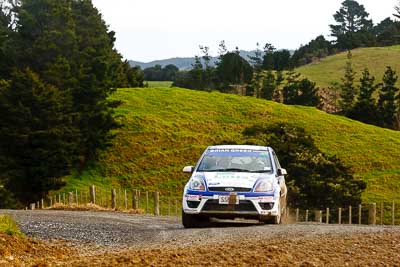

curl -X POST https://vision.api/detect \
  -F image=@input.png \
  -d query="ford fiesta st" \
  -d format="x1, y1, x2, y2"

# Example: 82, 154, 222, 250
182, 145, 287, 228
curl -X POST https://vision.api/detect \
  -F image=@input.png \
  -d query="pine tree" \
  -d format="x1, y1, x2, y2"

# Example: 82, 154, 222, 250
261, 71, 275, 100
0, 69, 79, 204
283, 72, 320, 107
339, 51, 357, 115
348, 69, 379, 125
330, 0, 374, 49
378, 66, 399, 129
71, 0, 124, 160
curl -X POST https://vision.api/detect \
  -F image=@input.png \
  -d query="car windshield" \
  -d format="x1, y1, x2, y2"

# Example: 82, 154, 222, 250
197, 149, 273, 173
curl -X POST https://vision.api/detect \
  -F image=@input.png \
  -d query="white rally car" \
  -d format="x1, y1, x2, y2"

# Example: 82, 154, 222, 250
182, 145, 287, 228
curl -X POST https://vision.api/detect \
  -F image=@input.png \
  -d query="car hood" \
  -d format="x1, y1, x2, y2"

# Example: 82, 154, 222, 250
198, 171, 274, 189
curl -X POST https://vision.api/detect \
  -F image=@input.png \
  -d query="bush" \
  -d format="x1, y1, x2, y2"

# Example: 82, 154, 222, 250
243, 123, 366, 209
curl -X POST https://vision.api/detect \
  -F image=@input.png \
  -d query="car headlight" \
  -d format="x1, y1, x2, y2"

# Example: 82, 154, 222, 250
189, 177, 206, 191
254, 180, 273, 192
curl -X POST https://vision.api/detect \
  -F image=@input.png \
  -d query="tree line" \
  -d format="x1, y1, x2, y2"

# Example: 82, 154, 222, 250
334, 52, 400, 130
0, 0, 143, 207
166, 0, 400, 129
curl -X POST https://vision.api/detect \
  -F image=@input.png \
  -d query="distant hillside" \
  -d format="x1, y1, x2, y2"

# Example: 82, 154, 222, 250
129, 50, 267, 70
296, 45, 400, 88
62, 87, 400, 205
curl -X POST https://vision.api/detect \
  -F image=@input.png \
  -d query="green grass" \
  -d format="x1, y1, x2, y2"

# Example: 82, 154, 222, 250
145, 81, 173, 88
296, 45, 400, 89
0, 215, 23, 236
60, 87, 400, 205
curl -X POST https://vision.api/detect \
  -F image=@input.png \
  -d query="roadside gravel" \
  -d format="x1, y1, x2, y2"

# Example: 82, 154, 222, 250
2, 210, 397, 248
1, 210, 400, 266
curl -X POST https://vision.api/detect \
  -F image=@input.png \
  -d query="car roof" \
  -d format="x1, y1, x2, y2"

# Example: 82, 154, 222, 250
207, 145, 270, 151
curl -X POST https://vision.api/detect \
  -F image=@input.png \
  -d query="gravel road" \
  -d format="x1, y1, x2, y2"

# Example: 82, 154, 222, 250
2, 210, 400, 266
1, 210, 398, 247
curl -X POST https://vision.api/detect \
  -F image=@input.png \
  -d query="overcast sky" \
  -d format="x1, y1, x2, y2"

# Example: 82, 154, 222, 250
91, 0, 398, 62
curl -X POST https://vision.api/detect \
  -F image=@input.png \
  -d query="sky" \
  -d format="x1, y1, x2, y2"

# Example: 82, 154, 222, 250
91, 0, 398, 62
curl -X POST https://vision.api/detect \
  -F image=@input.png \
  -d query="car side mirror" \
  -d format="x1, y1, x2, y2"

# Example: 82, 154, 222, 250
278, 168, 287, 176
183, 166, 194, 173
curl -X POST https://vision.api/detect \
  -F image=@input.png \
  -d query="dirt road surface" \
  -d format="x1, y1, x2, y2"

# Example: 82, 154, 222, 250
1, 210, 400, 266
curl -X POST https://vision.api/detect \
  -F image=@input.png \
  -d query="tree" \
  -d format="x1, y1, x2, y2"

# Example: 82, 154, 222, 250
348, 69, 379, 125
262, 43, 275, 70
339, 51, 357, 114
394, 1, 400, 19
0, 1, 15, 79
70, 0, 124, 160
273, 50, 291, 71
377, 66, 399, 129
330, 0, 374, 49
243, 123, 366, 209
282, 72, 320, 107
216, 52, 253, 88
291, 35, 334, 67
0, 69, 79, 204
261, 71, 275, 100
374, 18, 400, 46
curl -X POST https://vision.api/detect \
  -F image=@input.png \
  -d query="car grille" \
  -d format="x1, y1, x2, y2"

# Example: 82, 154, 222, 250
202, 200, 257, 212
208, 187, 252, 192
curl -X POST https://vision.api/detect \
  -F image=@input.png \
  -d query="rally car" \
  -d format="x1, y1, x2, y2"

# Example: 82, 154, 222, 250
182, 145, 287, 228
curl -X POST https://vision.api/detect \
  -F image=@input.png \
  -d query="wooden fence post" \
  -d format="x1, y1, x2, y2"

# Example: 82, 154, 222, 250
392, 201, 395, 226
49, 197, 53, 208
146, 191, 149, 214
175, 199, 178, 216
63, 193, 65, 205
338, 208, 342, 224
154, 191, 160, 216
90, 185, 96, 204
380, 203, 384, 225
137, 191, 141, 209
358, 204, 362, 225
314, 210, 322, 223
30, 203, 35, 210
132, 189, 138, 210
305, 210, 309, 222
368, 203, 376, 225
58, 194, 61, 204
349, 206, 352, 225
68, 192, 73, 207
41, 199, 44, 209
75, 189, 78, 205
111, 188, 116, 209
124, 190, 127, 210
295, 208, 299, 223
168, 197, 171, 216
99, 189, 103, 207
326, 208, 330, 224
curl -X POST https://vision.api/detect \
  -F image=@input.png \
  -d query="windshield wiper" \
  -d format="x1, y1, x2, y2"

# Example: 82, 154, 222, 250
212, 168, 251, 172
250, 170, 273, 173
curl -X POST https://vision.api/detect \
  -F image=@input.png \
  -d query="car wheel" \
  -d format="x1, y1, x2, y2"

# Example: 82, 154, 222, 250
182, 211, 208, 228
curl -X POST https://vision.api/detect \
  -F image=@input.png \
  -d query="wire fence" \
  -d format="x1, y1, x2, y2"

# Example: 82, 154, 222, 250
29, 185, 183, 217
28, 185, 400, 226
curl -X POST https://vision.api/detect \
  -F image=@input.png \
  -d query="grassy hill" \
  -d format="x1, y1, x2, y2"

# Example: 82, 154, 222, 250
296, 45, 400, 89
63, 87, 400, 205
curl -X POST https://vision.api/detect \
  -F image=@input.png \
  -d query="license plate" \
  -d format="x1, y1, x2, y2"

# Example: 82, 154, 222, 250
218, 194, 239, 205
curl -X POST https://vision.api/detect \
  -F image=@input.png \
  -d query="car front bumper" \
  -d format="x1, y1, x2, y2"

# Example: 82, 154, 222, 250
182, 191, 280, 218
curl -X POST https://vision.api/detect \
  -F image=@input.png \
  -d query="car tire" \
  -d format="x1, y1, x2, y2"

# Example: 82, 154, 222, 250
182, 211, 208, 228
